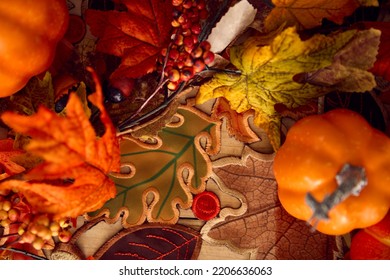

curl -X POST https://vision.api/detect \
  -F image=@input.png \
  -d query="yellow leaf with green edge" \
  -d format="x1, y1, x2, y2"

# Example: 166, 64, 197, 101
87, 106, 220, 227
196, 27, 380, 150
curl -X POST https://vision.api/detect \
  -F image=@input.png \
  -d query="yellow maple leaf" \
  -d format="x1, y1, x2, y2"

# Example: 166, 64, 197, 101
196, 27, 380, 150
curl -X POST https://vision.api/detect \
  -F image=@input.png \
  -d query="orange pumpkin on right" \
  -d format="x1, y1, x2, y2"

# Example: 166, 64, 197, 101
350, 211, 390, 260
274, 109, 390, 235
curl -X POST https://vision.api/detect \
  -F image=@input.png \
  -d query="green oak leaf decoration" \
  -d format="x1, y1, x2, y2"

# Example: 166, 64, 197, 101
87, 105, 220, 227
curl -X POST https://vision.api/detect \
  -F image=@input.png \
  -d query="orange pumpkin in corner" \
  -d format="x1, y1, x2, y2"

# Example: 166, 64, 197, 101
0, 0, 69, 97
273, 109, 390, 235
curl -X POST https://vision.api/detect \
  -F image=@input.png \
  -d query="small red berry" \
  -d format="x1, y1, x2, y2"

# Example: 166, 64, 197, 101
184, 36, 194, 48
183, 0, 193, 9
191, 46, 203, 58
172, 0, 184, 6
191, 23, 201, 35
181, 67, 194, 81
168, 48, 180, 60
168, 68, 181, 82
203, 51, 215, 65
197, 0, 206, 10
174, 34, 184, 46
167, 81, 180, 91
193, 59, 206, 73
171, 19, 181, 28
200, 41, 211, 51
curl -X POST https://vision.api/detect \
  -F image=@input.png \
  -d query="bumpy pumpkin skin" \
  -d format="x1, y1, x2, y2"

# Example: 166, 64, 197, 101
274, 109, 390, 235
0, 0, 69, 97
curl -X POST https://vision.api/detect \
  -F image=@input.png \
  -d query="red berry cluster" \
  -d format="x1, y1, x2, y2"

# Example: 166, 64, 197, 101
160, 0, 215, 90
0, 192, 73, 250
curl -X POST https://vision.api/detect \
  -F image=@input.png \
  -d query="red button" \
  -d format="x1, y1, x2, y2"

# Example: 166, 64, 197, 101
192, 191, 220, 221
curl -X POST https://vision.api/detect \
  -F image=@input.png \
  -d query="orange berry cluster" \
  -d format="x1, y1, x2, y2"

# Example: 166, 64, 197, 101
161, 0, 215, 90
17, 215, 73, 250
0, 193, 73, 250
0, 199, 19, 228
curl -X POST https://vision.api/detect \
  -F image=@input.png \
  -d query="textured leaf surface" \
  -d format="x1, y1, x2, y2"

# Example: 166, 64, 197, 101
0, 70, 121, 218
94, 224, 201, 260
197, 27, 380, 150
92, 106, 220, 227
207, 150, 333, 259
0, 139, 25, 180
363, 22, 390, 81
85, 0, 173, 79
212, 97, 259, 143
9, 72, 55, 116
264, 0, 360, 31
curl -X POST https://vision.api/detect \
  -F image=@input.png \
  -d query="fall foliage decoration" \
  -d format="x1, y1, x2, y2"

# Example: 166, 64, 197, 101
93, 224, 202, 260
85, 0, 174, 81
0, 68, 120, 219
263, 0, 374, 32
274, 109, 390, 235
1, 0, 390, 261
0, 0, 69, 97
0, 139, 25, 180
89, 106, 220, 227
197, 27, 380, 150
159, 0, 215, 90
205, 148, 333, 259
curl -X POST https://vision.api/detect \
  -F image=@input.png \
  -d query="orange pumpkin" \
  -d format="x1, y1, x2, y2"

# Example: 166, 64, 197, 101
274, 109, 390, 235
0, 0, 69, 97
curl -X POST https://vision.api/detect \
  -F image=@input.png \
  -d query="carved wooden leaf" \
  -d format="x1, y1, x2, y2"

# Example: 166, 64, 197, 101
212, 97, 259, 143
88, 106, 220, 227
208, 149, 334, 259
94, 224, 202, 260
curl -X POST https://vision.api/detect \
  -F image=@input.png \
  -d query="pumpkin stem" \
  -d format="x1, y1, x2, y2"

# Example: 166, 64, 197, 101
306, 163, 368, 230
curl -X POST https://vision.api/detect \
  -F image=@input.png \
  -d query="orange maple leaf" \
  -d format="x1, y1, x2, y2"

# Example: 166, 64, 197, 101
0, 139, 25, 181
0, 69, 121, 219
264, 0, 360, 31
85, 0, 173, 80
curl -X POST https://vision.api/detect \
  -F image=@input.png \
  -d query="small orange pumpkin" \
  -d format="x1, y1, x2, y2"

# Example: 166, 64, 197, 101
274, 109, 390, 235
0, 0, 69, 97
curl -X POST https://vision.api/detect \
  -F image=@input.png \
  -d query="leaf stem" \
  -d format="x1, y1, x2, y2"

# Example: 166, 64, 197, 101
0, 246, 47, 260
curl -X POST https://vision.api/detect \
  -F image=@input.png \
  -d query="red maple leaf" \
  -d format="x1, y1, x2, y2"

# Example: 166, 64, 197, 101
85, 0, 173, 80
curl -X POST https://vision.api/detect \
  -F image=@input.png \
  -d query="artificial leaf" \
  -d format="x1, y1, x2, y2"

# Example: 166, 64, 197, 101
123, 99, 181, 141
212, 97, 259, 143
264, 0, 361, 31
10, 72, 55, 116
89, 106, 220, 227
207, 0, 257, 53
9, 72, 90, 117
196, 27, 380, 150
357, 0, 379, 6
85, 0, 173, 80
93, 224, 202, 260
0, 69, 120, 219
0, 139, 25, 180
206, 148, 333, 259
362, 22, 390, 81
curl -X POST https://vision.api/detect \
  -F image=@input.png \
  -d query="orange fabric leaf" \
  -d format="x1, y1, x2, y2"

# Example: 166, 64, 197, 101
0, 69, 120, 219
0, 139, 25, 180
85, 0, 173, 79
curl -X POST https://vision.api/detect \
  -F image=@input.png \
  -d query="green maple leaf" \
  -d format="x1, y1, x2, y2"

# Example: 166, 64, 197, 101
196, 27, 380, 150
88, 106, 220, 227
